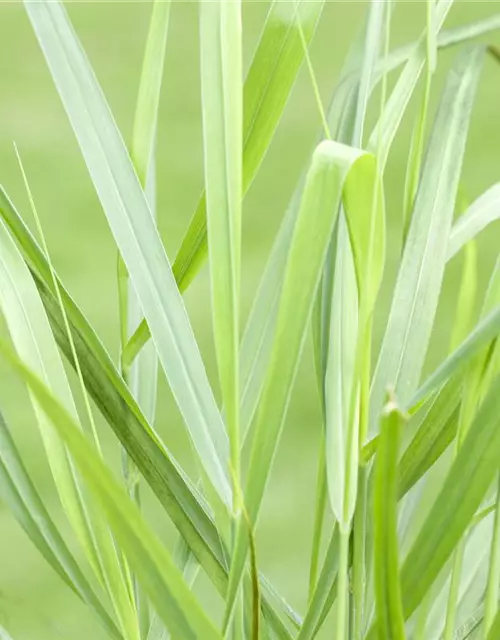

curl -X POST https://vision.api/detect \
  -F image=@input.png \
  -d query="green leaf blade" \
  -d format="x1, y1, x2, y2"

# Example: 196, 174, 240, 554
0, 412, 122, 640
369, 44, 485, 439
172, 0, 325, 291
200, 0, 243, 498
0, 345, 221, 640
373, 397, 406, 640
24, 0, 232, 506
399, 375, 500, 621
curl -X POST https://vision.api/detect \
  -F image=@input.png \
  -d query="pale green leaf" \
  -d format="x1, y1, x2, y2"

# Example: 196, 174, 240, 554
382, 13, 500, 78
0, 626, 14, 640
15, 146, 141, 640
0, 204, 141, 640
124, 2, 170, 632
448, 184, 500, 261
369, 45, 485, 439
224, 140, 376, 627
130, 0, 170, 187
0, 186, 295, 640
122, 8, 500, 373
424, 515, 493, 639
325, 152, 383, 530
450, 242, 478, 351
172, 0, 325, 291
24, 0, 231, 506
410, 306, 500, 409
367, 0, 454, 164
200, 0, 242, 497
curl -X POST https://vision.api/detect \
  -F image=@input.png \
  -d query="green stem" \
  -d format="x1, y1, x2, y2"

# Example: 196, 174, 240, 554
352, 466, 367, 639
483, 474, 500, 636
336, 527, 350, 640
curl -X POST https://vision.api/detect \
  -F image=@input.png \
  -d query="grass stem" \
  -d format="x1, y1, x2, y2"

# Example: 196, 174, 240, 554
336, 527, 350, 640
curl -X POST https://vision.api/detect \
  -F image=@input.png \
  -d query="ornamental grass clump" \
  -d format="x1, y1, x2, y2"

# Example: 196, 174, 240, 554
1, 1, 500, 639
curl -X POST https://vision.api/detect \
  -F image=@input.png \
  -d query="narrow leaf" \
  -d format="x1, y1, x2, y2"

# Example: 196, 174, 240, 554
0, 345, 221, 640
0, 411, 122, 640
0, 187, 294, 640
172, 0, 325, 290
373, 396, 406, 639
399, 374, 500, 621
200, 0, 242, 502
369, 45, 484, 438
447, 184, 500, 261
224, 140, 376, 626
24, 0, 231, 506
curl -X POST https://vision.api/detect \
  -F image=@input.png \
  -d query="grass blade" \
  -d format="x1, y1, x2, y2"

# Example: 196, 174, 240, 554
401, 0, 437, 243
448, 184, 500, 260
223, 140, 377, 628
0, 194, 143, 639
482, 476, 500, 636
0, 187, 294, 640
369, 44, 484, 439
443, 237, 480, 639
0, 345, 221, 640
130, 0, 170, 189
172, 0, 325, 291
373, 396, 406, 640
325, 152, 383, 530
450, 241, 478, 351
16, 147, 142, 640
398, 377, 461, 499
24, 0, 231, 506
382, 13, 500, 79
121, 1, 170, 634
367, 0, 454, 165
200, 0, 242, 509
0, 411, 122, 640
122, 8, 500, 373
410, 306, 500, 409
297, 528, 339, 640
398, 375, 500, 622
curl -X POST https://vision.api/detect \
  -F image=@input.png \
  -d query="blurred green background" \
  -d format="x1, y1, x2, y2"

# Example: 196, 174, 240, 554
0, 1, 499, 637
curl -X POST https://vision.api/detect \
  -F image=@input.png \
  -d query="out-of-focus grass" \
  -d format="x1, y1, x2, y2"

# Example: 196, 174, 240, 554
0, 2, 498, 637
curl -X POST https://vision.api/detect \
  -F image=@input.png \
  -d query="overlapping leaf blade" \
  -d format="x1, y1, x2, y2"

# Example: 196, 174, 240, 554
123, 3, 500, 370
0, 345, 221, 640
122, 2, 170, 634
398, 373, 500, 621
200, 0, 242, 504
223, 140, 379, 626
24, 0, 231, 507
369, 45, 485, 438
0, 207, 138, 638
0, 186, 294, 640
0, 411, 121, 640
172, 0, 325, 291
